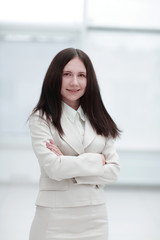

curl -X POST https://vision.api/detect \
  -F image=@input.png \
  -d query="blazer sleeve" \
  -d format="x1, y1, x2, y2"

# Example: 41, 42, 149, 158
75, 138, 120, 185
29, 112, 104, 181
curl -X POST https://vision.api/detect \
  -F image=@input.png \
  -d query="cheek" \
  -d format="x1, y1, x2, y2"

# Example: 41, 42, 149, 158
82, 79, 87, 90
61, 78, 67, 92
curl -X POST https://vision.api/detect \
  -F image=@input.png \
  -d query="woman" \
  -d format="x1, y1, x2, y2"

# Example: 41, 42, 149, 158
29, 48, 120, 240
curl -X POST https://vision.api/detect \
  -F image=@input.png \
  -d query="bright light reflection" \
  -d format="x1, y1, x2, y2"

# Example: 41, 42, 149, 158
87, 0, 160, 28
0, 0, 84, 24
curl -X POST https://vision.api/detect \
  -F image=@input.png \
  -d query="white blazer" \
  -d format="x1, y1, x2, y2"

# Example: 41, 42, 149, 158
29, 110, 120, 207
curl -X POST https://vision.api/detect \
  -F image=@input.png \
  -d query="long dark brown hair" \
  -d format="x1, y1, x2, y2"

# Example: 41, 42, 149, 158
31, 48, 121, 138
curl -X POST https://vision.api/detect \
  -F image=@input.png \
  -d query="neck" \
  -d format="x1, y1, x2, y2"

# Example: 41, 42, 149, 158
62, 100, 79, 110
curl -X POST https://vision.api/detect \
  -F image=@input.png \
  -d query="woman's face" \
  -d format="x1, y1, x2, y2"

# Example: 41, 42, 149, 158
61, 57, 87, 110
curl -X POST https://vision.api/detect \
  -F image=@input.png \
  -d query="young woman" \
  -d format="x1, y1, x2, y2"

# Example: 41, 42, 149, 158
29, 48, 120, 240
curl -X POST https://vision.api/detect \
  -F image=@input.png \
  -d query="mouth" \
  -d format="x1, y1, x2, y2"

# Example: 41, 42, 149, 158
67, 89, 80, 93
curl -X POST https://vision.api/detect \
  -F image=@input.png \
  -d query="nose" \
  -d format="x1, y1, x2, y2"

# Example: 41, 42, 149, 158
71, 75, 78, 85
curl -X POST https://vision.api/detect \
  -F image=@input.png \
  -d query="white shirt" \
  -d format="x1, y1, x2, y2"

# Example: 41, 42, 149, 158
62, 102, 85, 143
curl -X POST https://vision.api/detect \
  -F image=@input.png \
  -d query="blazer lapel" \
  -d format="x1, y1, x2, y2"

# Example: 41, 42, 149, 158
83, 117, 97, 149
60, 112, 84, 154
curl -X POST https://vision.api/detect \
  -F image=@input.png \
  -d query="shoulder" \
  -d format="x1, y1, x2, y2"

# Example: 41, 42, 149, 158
28, 110, 57, 136
29, 110, 49, 127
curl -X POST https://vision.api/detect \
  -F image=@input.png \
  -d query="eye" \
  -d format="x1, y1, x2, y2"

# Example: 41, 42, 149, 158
63, 72, 71, 76
78, 73, 86, 78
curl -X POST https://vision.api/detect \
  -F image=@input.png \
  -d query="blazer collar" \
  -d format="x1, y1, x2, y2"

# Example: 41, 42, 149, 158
83, 117, 97, 149
60, 112, 84, 154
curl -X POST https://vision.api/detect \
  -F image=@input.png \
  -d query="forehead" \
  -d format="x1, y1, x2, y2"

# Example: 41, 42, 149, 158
63, 57, 86, 72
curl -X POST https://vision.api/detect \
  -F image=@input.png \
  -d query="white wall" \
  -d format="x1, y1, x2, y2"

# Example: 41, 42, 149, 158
85, 31, 160, 151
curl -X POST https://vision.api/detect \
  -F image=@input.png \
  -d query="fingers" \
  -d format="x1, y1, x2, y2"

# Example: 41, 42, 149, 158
49, 139, 54, 144
101, 154, 107, 165
46, 141, 63, 156
46, 144, 61, 155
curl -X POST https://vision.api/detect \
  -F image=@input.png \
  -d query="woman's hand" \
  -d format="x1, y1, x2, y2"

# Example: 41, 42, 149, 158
46, 139, 63, 156
46, 140, 105, 164
101, 154, 107, 165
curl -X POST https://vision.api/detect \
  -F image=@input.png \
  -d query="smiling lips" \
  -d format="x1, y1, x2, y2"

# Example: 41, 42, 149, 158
67, 89, 80, 93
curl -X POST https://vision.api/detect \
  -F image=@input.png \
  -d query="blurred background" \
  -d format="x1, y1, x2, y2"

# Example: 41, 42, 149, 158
0, 0, 160, 239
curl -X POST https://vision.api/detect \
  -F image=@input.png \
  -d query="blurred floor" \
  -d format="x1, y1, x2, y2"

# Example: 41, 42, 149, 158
0, 183, 160, 240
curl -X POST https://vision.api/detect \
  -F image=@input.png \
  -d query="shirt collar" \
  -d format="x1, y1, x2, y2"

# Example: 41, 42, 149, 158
77, 105, 85, 122
62, 102, 85, 123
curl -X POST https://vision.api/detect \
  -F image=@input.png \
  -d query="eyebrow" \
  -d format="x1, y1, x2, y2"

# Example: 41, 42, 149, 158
63, 71, 86, 74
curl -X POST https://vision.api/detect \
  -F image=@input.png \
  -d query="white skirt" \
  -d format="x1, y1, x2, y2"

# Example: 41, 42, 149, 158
29, 204, 108, 240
